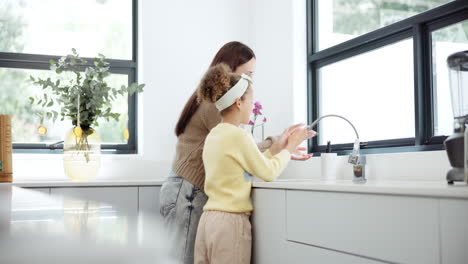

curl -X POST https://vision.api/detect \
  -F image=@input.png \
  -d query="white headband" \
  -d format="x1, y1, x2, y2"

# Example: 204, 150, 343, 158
215, 74, 252, 111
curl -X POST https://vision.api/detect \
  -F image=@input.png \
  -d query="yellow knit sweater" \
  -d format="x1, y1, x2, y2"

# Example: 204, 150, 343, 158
202, 123, 290, 214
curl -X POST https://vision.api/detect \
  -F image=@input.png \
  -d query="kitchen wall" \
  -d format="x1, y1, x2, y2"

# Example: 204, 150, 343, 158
13, 0, 450, 182
14, 0, 250, 180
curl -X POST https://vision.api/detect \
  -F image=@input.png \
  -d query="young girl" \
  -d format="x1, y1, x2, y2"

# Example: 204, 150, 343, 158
194, 64, 313, 264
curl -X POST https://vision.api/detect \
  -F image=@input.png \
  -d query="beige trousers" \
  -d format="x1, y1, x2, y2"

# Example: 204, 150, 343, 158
194, 211, 252, 264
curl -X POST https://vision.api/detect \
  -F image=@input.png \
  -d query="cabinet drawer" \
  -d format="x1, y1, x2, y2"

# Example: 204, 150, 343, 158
51, 187, 138, 215
286, 191, 439, 264
27, 188, 50, 195
440, 199, 468, 264
252, 189, 287, 264
138, 186, 161, 213
286, 241, 383, 264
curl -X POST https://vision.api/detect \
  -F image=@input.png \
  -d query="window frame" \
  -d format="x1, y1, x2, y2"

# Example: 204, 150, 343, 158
1, 0, 139, 154
307, 0, 468, 155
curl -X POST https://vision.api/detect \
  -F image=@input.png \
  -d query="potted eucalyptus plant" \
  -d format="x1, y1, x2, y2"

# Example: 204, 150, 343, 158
29, 48, 144, 181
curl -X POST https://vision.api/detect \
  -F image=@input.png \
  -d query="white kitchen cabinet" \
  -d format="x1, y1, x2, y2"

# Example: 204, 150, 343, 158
252, 188, 387, 264
138, 186, 161, 214
251, 188, 288, 264
137, 186, 163, 244
286, 241, 384, 264
50, 187, 140, 244
28, 188, 50, 195
440, 199, 468, 264
50, 187, 138, 215
286, 190, 440, 264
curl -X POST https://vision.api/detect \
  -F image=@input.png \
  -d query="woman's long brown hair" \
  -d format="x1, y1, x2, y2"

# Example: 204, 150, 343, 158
174, 41, 255, 136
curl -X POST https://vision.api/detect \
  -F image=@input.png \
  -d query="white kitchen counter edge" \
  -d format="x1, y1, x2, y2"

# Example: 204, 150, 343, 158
252, 180, 468, 199
11, 179, 166, 188
9, 179, 468, 199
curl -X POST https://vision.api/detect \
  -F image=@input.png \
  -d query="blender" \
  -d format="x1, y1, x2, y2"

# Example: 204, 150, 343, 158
445, 50, 468, 184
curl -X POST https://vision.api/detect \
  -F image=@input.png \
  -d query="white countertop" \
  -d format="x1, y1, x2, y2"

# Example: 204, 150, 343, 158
253, 179, 468, 199
0, 185, 173, 263
10, 177, 468, 199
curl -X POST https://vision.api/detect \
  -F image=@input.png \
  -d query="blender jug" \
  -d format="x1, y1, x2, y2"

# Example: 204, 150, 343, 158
445, 50, 468, 184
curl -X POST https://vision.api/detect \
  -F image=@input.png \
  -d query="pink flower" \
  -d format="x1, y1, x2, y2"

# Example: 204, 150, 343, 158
254, 101, 263, 110
250, 100, 267, 134
253, 108, 262, 116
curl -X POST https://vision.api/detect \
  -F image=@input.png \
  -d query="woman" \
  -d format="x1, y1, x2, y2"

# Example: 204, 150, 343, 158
159, 41, 312, 264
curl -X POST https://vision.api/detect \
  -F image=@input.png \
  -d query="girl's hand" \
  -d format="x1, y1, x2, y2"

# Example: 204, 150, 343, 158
286, 126, 316, 153
291, 147, 313, 161
269, 123, 304, 155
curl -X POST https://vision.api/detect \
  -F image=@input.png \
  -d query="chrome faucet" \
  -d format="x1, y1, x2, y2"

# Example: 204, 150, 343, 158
309, 114, 367, 183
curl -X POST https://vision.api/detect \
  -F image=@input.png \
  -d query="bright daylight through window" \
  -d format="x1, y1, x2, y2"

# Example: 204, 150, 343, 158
308, 0, 467, 153
0, 0, 138, 152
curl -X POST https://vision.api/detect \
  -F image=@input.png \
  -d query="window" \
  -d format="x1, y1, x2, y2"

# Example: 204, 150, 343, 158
1, 0, 132, 59
0, 0, 138, 153
317, 0, 454, 50
319, 38, 414, 145
307, 0, 468, 154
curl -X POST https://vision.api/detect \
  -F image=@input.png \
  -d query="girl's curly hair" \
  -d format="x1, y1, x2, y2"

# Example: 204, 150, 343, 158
197, 63, 244, 104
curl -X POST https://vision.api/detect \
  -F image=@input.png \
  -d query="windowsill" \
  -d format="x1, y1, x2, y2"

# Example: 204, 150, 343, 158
313, 144, 445, 156
10, 149, 449, 184
13, 153, 145, 161
11, 178, 165, 188
11, 155, 172, 182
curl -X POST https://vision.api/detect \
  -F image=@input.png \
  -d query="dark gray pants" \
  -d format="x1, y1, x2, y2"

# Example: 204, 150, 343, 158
160, 172, 208, 264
